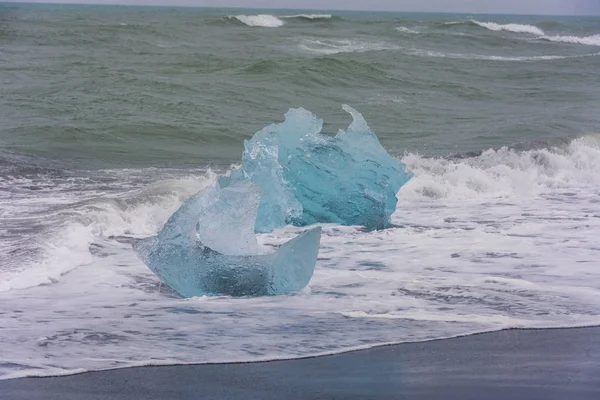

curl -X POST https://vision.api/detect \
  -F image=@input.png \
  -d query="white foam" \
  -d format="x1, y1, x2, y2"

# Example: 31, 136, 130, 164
2, 137, 600, 380
470, 20, 600, 47
472, 20, 545, 35
233, 15, 284, 28
409, 48, 600, 61
80, 175, 215, 238
540, 34, 600, 46
0, 172, 217, 293
0, 224, 94, 292
395, 26, 419, 34
282, 14, 332, 20
299, 38, 398, 55
1, 367, 88, 381
340, 311, 531, 326
399, 135, 600, 201
367, 94, 407, 105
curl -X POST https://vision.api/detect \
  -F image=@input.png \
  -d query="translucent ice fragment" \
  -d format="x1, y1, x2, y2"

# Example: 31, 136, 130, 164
196, 181, 263, 256
220, 105, 411, 232
132, 182, 321, 297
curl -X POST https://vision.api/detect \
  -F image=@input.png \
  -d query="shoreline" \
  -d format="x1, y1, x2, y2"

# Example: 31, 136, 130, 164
3, 324, 599, 381
2, 325, 599, 399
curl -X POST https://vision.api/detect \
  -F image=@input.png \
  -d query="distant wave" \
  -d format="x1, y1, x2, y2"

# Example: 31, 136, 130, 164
540, 34, 600, 46
299, 38, 399, 55
460, 20, 600, 47
472, 20, 544, 35
231, 15, 284, 28
229, 13, 333, 27
395, 26, 419, 34
442, 21, 465, 26
409, 48, 600, 61
281, 14, 333, 20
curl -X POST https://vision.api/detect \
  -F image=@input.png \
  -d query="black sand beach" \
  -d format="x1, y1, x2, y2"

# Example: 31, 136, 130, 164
2, 326, 599, 400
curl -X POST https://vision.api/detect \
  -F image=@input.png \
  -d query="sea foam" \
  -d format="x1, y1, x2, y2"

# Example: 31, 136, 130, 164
2, 135, 600, 380
395, 26, 420, 34
0, 173, 217, 293
233, 15, 284, 28
466, 21, 600, 47
299, 38, 399, 55
400, 134, 600, 201
282, 14, 332, 20
409, 48, 600, 61
472, 20, 545, 35
540, 34, 600, 46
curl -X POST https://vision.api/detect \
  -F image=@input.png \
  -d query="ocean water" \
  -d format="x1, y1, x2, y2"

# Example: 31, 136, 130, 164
1, 4, 600, 379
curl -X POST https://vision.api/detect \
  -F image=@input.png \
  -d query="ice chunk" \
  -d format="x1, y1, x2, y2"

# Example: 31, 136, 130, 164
196, 181, 263, 256
132, 182, 322, 297
220, 105, 412, 232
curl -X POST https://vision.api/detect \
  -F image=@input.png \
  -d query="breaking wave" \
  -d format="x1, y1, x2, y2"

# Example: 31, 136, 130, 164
540, 34, 600, 46
400, 134, 600, 201
231, 14, 284, 28
3, 133, 599, 293
395, 26, 420, 34
0, 173, 217, 293
228, 13, 336, 27
299, 38, 399, 55
445, 20, 600, 47
2, 133, 600, 381
472, 20, 544, 35
409, 48, 600, 61
282, 14, 333, 20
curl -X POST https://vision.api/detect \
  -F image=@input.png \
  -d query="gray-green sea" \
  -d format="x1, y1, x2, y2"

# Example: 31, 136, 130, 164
1, 3, 600, 380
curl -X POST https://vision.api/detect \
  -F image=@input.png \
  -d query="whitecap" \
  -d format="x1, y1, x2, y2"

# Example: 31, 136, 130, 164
0, 173, 217, 293
299, 38, 399, 55
399, 134, 600, 202
233, 14, 284, 28
395, 26, 419, 34
409, 48, 600, 61
281, 14, 332, 20
367, 94, 407, 105
469, 20, 600, 47
472, 20, 545, 35
540, 34, 600, 46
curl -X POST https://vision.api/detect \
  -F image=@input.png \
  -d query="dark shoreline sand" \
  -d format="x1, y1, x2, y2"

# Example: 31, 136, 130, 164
2, 326, 599, 400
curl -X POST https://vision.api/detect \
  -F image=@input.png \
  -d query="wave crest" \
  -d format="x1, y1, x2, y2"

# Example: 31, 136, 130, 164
232, 14, 284, 28
0, 173, 217, 292
395, 26, 419, 34
282, 14, 332, 20
299, 38, 398, 55
540, 34, 600, 46
400, 134, 600, 202
409, 48, 600, 61
472, 20, 545, 35
446, 20, 599, 47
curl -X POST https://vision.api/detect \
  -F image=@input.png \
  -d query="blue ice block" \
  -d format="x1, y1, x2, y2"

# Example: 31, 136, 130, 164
133, 182, 321, 297
220, 105, 411, 232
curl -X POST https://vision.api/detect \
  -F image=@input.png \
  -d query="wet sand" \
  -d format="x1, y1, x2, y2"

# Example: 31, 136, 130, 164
2, 326, 599, 400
